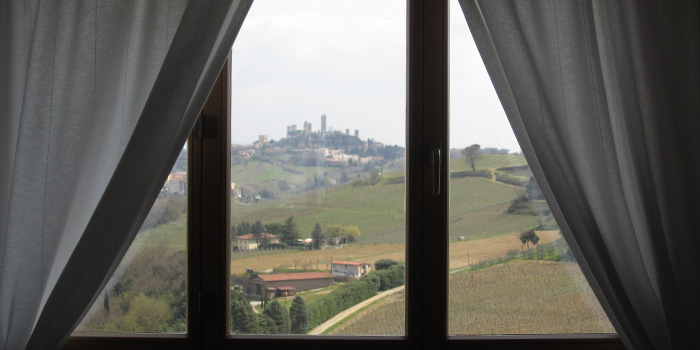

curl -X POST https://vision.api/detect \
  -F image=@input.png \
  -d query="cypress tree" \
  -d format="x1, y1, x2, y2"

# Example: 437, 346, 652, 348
290, 296, 309, 334
263, 300, 290, 334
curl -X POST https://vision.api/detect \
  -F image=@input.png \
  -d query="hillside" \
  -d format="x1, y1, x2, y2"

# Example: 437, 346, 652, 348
231, 154, 540, 244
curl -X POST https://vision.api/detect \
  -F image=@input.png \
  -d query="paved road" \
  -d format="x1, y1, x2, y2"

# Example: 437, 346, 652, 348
307, 285, 405, 335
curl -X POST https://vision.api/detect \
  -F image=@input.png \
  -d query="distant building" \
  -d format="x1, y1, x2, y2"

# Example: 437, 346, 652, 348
165, 172, 186, 194
243, 272, 335, 298
332, 261, 371, 279
234, 233, 279, 251
258, 135, 269, 144
354, 129, 359, 138
303, 121, 312, 134
321, 114, 327, 134
346, 129, 350, 135
286, 125, 299, 138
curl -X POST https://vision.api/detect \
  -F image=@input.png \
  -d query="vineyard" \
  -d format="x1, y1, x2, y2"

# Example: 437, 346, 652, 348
448, 261, 615, 334
328, 291, 405, 335
329, 260, 615, 335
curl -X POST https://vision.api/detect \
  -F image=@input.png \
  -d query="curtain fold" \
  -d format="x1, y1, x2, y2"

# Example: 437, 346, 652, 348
459, 1, 699, 349
0, 1, 252, 349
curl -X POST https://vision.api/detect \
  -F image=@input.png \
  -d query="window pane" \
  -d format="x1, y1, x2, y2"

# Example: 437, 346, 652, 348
75, 148, 188, 333
447, 0, 614, 335
229, 0, 406, 336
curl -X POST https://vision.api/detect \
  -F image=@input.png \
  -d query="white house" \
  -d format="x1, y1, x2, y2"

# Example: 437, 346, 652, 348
234, 233, 278, 251
331, 261, 371, 278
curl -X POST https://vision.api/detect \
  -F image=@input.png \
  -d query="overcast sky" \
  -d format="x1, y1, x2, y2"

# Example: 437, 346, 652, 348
230, 0, 521, 152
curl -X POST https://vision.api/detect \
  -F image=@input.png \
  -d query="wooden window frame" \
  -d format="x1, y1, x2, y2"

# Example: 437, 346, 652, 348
65, 0, 625, 348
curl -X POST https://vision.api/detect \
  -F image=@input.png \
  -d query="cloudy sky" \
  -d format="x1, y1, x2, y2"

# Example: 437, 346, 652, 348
230, 0, 520, 152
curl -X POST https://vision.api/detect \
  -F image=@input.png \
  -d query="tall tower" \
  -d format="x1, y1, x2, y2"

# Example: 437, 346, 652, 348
346, 129, 350, 135
321, 114, 327, 134
355, 130, 359, 138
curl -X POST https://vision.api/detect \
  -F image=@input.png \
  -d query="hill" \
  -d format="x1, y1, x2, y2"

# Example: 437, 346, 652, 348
231, 154, 541, 243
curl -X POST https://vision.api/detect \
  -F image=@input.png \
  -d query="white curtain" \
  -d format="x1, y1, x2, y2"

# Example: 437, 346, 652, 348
459, 1, 699, 349
0, 0, 251, 348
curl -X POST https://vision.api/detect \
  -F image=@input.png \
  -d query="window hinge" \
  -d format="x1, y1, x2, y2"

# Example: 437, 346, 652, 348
197, 291, 215, 315
194, 113, 217, 139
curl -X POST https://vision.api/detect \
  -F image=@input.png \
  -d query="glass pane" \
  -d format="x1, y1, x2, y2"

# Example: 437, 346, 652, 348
75, 148, 188, 333
229, 0, 406, 336
447, 0, 615, 335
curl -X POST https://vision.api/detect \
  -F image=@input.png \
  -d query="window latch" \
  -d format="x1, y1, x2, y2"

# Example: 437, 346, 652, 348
430, 140, 442, 195
194, 113, 217, 139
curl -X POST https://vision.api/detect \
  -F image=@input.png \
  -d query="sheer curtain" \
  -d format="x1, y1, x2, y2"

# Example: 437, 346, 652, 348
0, 1, 251, 348
459, 1, 699, 349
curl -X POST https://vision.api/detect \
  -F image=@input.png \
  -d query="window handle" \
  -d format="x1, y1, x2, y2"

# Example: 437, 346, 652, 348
430, 141, 442, 195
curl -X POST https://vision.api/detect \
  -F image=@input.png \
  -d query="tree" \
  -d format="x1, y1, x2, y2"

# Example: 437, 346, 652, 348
462, 144, 482, 172
251, 220, 264, 246
369, 170, 382, 185
345, 225, 361, 243
374, 259, 398, 270
280, 216, 300, 246
519, 229, 540, 250
324, 224, 346, 243
230, 292, 260, 334
264, 222, 284, 235
263, 300, 290, 334
236, 221, 251, 235
290, 296, 308, 334
311, 223, 324, 249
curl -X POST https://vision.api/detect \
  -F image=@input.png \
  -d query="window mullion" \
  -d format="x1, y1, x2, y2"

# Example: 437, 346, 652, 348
199, 58, 232, 349
407, 0, 450, 348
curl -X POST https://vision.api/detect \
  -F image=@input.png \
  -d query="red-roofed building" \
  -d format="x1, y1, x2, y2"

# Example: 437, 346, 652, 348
332, 261, 371, 278
244, 272, 334, 298
234, 233, 278, 251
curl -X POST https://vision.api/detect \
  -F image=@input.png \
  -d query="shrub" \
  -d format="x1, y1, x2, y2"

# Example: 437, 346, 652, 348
507, 196, 536, 216
451, 170, 492, 179
258, 243, 289, 250
384, 176, 405, 185
351, 178, 371, 187
495, 172, 529, 187
374, 259, 398, 270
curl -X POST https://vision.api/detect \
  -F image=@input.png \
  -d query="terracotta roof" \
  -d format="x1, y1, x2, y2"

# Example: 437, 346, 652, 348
257, 272, 334, 282
236, 233, 276, 240
332, 261, 368, 266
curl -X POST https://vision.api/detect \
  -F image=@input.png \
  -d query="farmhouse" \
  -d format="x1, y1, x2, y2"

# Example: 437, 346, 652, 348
244, 272, 335, 298
332, 261, 371, 279
234, 233, 278, 251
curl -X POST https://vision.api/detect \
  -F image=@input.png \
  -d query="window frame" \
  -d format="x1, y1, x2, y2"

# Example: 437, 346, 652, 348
65, 0, 625, 348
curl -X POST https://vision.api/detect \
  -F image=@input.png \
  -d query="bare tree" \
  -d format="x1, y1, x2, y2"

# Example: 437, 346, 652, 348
462, 144, 482, 172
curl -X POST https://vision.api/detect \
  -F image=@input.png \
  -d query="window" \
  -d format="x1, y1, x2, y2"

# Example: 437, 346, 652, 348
66, 0, 624, 349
